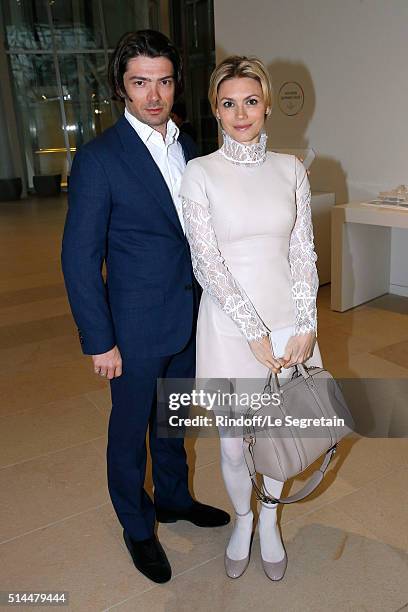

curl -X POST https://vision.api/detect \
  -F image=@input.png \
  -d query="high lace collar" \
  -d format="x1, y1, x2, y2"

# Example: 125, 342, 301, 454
219, 130, 268, 166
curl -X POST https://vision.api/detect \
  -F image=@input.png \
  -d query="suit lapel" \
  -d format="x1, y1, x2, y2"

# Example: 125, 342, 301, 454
115, 115, 184, 237
178, 132, 195, 164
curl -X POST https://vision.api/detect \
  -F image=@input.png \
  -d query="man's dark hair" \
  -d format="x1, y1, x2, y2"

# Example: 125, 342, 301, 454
108, 29, 183, 101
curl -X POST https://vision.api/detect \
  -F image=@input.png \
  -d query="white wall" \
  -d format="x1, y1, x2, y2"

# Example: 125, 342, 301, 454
214, 0, 408, 292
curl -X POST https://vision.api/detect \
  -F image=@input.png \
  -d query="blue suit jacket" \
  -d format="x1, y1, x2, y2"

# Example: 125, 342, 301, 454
61, 115, 198, 360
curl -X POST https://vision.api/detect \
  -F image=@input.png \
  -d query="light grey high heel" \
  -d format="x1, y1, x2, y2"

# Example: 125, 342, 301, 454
261, 548, 287, 581
224, 509, 253, 579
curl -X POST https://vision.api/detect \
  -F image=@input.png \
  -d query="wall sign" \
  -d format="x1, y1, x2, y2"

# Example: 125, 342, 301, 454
278, 82, 304, 116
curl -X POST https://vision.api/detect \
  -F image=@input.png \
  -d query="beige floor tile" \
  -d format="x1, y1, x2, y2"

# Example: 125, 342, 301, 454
363, 292, 408, 316
2, 259, 59, 278
0, 296, 70, 327
363, 437, 408, 469
155, 518, 228, 579
278, 466, 357, 526
0, 503, 231, 612
0, 341, 45, 373
314, 305, 353, 331
0, 442, 109, 542
0, 395, 108, 467
111, 520, 408, 612
318, 324, 408, 363
372, 339, 408, 369
86, 388, 112, 415
0, 270, 65, 294
190, 460, 234, 516
0, 283, 66, 309
282, 498, 382, 544
0, 504, 151, 612
336, 378, 407, 438
327, 351, 408, 378
325, 435, 401, 489
0, 333, 84, 373
185, 434, 220, 470
331, 308, 408, 344
0, 359, 106, 417
317, 326, 358, 364
318, 296, 408, 354
90, 435, 108, 458
316, 283, 331, 304
334, 466, 408, 551
0, 314, 75, 351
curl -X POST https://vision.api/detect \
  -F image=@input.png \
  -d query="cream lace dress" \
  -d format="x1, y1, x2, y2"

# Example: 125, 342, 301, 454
179, 131, 323, 383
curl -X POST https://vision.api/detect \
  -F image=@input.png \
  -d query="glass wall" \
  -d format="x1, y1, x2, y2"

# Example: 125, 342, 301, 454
170, 0, 217, 155
1, 0, 160, 188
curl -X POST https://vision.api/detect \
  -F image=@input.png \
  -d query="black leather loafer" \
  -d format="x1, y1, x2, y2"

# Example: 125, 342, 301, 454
123, 531, 171, 583
156, 501, 230, 527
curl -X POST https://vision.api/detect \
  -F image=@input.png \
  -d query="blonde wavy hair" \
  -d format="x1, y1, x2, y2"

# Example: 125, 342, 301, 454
208, 56, 273, 116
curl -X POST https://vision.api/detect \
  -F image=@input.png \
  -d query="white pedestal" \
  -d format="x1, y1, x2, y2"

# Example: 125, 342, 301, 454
331, 202, 408, 311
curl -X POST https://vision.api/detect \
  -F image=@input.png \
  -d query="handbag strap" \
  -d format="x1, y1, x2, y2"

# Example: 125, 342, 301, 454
242, 436, 337, 505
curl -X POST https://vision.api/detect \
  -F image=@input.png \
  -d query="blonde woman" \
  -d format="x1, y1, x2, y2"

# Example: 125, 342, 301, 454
179, 57, 323, 580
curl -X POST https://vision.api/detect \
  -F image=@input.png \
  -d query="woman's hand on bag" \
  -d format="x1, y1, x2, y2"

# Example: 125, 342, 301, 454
281, 332, 316, 368
249, 335, 285, 373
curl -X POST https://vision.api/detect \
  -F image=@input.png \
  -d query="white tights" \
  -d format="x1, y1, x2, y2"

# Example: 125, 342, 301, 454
220, 436, 286, 562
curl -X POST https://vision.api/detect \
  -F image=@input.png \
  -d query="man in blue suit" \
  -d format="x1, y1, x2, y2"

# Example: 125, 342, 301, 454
61, 30, 229, 584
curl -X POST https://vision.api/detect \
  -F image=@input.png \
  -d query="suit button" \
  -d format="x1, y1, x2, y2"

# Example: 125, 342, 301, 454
184, 284, 193, 291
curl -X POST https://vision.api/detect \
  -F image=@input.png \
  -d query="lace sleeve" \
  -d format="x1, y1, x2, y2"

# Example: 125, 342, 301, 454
182, 196, 269, 342
289, 158, 319, 336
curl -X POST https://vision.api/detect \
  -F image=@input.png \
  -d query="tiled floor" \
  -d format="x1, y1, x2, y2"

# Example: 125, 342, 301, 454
0, 195, 407, 611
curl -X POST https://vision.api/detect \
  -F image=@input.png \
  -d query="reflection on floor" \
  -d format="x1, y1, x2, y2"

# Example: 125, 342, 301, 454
1, 196, 407, 611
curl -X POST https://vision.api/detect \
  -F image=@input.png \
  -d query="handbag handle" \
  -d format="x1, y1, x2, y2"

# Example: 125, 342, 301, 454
265, 363, 310, 395
243, 439, 337, 504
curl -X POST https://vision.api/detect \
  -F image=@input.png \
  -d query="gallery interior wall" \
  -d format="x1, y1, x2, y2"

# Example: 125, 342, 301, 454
213, 0, 408, 295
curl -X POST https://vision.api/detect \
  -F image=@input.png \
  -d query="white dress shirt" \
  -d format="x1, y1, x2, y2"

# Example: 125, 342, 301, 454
124, 108, 186, 232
